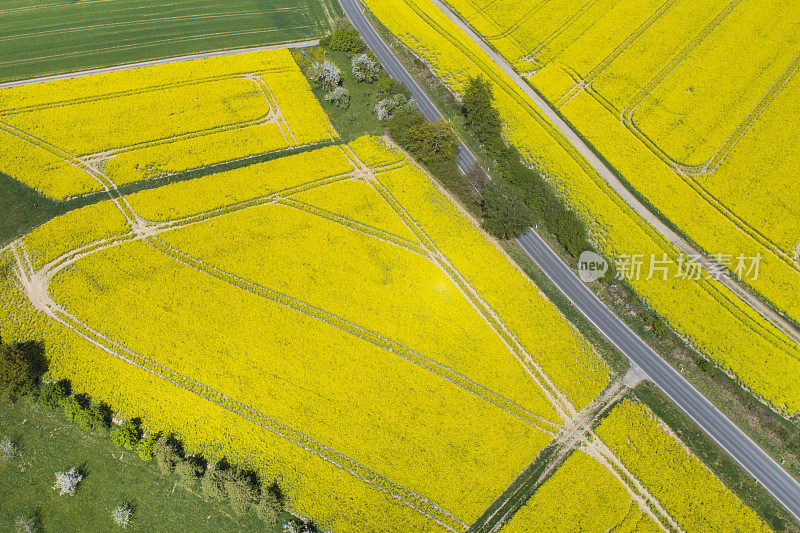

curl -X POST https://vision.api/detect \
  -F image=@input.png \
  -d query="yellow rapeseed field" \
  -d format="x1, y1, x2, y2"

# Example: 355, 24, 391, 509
0, 48, 335, 198
126, 145, 354, 222
3, 137, 619, 530
596, 400, 769, 531
362, 0, 800, 414
0, 129, 100, 199
22, 201, 131, 270
501, 451, 660, 533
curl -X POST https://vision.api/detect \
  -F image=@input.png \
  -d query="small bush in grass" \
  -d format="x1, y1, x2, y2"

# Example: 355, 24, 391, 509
62, 396, 82, 421
111, 503, 133, 528
308, 60, 341, 92
74, 406, 94, 431
153, 435, 181, 475
225, 471, 258, 516
136, 434, 156, 461
202, 460, 234, 501
352, 53, 380, 83
37, 381, 67, 409
53, 467, 83, 495
256, 485, 284, 526
175, 457, 203, 489
88, 402, 110, 430
14, 514, 38, 533
111, 420, 139, 450
324, 87, 351, 109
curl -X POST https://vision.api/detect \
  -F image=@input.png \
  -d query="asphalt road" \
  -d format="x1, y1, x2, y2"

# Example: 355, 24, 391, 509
338, 0, 800, 525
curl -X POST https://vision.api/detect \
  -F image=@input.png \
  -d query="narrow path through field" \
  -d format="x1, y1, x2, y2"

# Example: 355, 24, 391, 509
468, 369, 677, 532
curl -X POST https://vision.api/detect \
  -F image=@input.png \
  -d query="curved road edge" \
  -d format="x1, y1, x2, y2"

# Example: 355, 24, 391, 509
337, 0, 800, 524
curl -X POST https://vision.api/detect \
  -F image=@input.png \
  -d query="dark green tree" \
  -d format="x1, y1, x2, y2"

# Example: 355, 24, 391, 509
462, 76, 503, 150
328, 19, 363, 53
37, 380, 67, 409
111, 420, 140, 451
407, 118, 458, 168
0, 340, 36, 402
481, 181, 535, 239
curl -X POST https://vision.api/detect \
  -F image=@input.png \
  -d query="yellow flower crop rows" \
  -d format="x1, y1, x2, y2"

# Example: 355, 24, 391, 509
126, 145, 354, 222
596, 400, 769, 532
502, 451, 660, 533
374, 155, 609, 410
0, 129, 100, 200
293, 178, 419, 242
49, 239, 550, 524
632, 0, 800, 166
162, 203, 559, 422
0, 48, 335, 199
104, 123, 290, 185
23, 201, 131, 270
444, 0, 800, 321
362, 0, 800, 414
4, 77, 269, 156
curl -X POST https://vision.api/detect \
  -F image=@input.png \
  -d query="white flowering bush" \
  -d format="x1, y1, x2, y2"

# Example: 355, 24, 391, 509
1, 436, 19, 460
324, 87, 351, 109
52, 467, 83, 496
111, 503, 133, 528
351, 53, 380, 82
375, 94, 416, 121
14, 515, 37, 533
308, 60, 341, 91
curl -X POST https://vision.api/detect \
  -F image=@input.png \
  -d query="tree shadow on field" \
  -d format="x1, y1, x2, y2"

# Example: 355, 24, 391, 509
16, 340, 48, 379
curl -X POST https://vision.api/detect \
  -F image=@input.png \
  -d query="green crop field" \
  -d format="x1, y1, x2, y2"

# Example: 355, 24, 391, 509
0, 0, 341, 82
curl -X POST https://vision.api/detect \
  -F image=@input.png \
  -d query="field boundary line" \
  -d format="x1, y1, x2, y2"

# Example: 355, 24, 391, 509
253, 75, 299, 145
591, 440, 680, 532
521, 0, 604, 68
76, 76, 283, 160
620, 0, 742, 165
0, 39, 320, 88
147, 236, 560, 436
0, 120, 140, 224
9, 242, 466, 532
